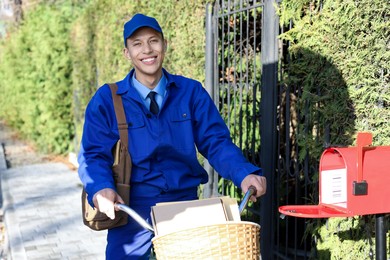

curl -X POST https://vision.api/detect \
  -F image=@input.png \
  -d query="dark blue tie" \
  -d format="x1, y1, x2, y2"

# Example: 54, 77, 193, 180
148, 91, 159, 115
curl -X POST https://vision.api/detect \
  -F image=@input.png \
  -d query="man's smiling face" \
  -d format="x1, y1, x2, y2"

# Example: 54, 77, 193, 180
124, 27, 166, 87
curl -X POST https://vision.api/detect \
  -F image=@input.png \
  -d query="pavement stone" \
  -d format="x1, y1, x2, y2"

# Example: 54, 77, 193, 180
1, 161, 107, 259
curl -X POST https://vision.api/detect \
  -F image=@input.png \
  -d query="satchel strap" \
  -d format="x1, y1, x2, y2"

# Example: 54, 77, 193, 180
109, 83, 128, 146
109, 83, 131, 185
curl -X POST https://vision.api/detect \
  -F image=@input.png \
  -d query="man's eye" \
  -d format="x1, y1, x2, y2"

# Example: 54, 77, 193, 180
133, 42, 141, 46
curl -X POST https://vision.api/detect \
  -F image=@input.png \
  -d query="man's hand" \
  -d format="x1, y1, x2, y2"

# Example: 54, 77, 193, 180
240, 174, 267, 202
92, 188, 125, 220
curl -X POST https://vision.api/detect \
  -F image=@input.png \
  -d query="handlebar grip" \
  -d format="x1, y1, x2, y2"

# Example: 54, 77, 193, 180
239, 186, 257, 214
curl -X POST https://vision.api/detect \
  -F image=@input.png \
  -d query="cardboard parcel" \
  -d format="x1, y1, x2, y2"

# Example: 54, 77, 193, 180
151, 197, 241, 236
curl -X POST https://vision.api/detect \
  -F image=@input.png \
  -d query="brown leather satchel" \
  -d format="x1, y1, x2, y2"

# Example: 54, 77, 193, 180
81, 83, 132, 231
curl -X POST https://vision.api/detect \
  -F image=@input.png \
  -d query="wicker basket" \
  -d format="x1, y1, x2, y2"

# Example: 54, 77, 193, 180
152, 221, 261, 260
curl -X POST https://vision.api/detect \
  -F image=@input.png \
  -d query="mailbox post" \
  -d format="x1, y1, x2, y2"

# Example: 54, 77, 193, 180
279, 132, 389, 259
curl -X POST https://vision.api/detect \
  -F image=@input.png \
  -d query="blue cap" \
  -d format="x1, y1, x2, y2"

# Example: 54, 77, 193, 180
123, 13, 163, 47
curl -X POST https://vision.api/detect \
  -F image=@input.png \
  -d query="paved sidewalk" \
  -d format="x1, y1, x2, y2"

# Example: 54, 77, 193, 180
0, 146, 107, 259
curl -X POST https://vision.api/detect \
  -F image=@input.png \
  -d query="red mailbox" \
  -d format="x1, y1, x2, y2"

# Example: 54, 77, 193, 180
279, 132, 390, 218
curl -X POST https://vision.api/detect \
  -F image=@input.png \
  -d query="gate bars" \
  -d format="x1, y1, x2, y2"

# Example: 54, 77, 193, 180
205, 1, 279, 259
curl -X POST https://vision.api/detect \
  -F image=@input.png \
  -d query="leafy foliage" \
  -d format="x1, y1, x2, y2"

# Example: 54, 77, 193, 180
314, 216, 388, 259
278, 0, 389, 258
0, 0, 207, 154
279, 0, 390, 148
0, 1, 80, 153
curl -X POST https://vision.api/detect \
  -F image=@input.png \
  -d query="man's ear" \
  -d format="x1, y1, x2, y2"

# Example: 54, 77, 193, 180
123, 47, 131, 60
164, 39, 168, 52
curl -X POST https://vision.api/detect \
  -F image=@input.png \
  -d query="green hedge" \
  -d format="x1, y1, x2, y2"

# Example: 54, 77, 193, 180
0, 2, 78, 153
278, 0, 389, 258
279, 0, 390, 148
0, 0, 206, 154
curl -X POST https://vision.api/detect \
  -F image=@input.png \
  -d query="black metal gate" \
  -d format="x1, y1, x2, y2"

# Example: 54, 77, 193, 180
205, 0, 315, 259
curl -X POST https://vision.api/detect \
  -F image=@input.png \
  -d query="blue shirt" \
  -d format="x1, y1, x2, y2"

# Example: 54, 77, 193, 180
132, 73, 166, 111
78, 68, 262, 205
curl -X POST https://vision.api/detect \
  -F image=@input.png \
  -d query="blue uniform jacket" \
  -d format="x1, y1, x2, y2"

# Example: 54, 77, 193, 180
78, 69, 262, 205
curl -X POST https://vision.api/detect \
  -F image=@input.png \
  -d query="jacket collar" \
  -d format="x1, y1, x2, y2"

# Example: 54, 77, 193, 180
116, 68, 177, 95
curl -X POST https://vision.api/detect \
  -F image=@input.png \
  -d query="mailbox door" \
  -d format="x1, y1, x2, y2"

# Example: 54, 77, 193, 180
320, 146, 390, 216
